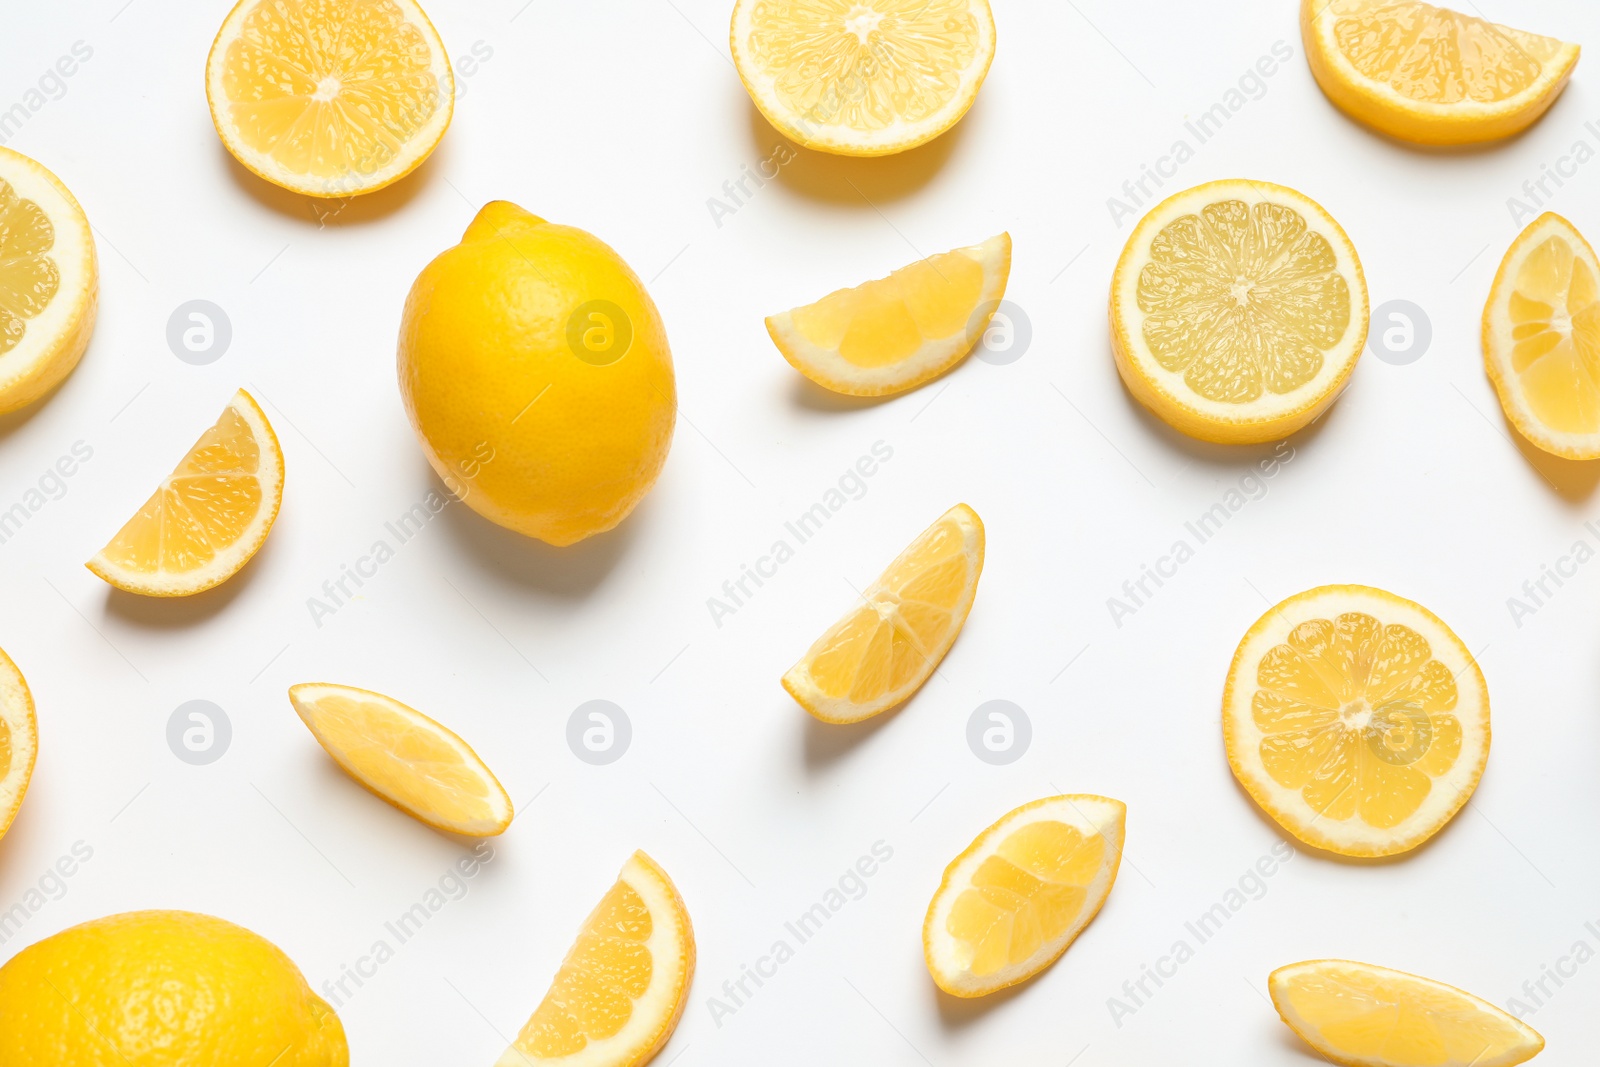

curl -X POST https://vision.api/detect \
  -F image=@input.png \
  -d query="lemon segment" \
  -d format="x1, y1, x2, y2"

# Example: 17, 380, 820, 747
498, 852, 693, 1067
767, 233, 1011, 396
0, 648, 37, 843
1270, 960, 1544, 1067
924, 795, 1124, 998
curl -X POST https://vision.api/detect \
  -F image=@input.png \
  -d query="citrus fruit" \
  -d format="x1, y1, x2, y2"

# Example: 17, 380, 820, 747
0, 647, 37, 841
0, 910, 347, 1066
1270, 959, 1544, 1067
1302, 0, 1579, 146
1111, 179, 1369, 445
87, 389, 285, 597
783, 503, 984, 724
206, 0, 453, 197
0, 146, 96, 415
288, 683, 512, 837
730, 0, 997, 156
1224, 585, 1488, 858
498, 851, 693, 1067
1482, 212, 1600, 459
924, 795, 1124, 998
399, 201, 675, 547
766, 233, 1012, 397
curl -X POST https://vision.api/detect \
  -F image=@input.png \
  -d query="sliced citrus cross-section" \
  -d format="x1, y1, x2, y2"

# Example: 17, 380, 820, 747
498, 852, 693, 1067
206, 0, 454, 197
1302, 0, 1579, 146
1224, 585, 1488, 858
730, 0, 996, 156
0, 648, 37, 843
783, 503, 984, 723
288, 683, 512, 837
1270, 959, 1544, 1067
924, 795, 1124, 998
1483, 212, 1600, 459
1112, 179, 1369, 444
88, 389, 285, 597
767, 233, 1012, 397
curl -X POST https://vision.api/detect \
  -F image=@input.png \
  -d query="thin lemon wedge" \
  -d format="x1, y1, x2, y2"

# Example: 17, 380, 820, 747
783, 503, 984, 723
206, 0, 453, 197
1111, 179, 1368, 444
288, 683, 512, 837
767, 233, 1011, 397
1483, 212, 1600, 459
1270, 959, 1544, 1067
1303, 0, 1579, 146
0, 648, 37, 842
924, 795, 1124, 998
498, 852, 693, 1067
1224, 585, 1488, 858
730, 0, 996, 156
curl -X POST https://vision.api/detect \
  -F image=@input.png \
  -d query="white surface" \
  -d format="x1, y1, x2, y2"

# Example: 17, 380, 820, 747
0, 0, 1597, 1063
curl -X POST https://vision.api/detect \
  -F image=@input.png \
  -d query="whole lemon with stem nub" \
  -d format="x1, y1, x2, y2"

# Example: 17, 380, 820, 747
398, 202, 676, 546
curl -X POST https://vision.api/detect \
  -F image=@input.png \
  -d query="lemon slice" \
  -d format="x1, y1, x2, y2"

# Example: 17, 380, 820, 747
498, 852, 693, 1067
0, 147, 96, 416
0, 649, 37, 842
206, 0, 454, 197
1111, 179, 1369, 445
924, 795, 1124, 998
1302, 0, 1579, 146
783, 503, 984, 724
87, 390, 284, 597
767, 234, 1011, 397
288, 683, 512, 837
730, 0, 996, 156
1483, 212, 1600, 459
1224, 585, 1488, 858
1270, 959, 1544, 1067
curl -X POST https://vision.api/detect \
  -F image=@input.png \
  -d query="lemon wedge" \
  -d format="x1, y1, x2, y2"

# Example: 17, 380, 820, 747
0, 648, 37, 843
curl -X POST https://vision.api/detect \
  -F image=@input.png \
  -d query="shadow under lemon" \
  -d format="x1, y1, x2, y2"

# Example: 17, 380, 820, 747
1505, 414, 1600, 503
215, 134, 445, 228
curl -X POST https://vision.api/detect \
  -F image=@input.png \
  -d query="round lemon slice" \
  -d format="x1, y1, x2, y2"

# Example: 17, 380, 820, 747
1270, 959, 1544, 1067
0, 147, 96, 416
730, 0, 996, 156
206, 0, 454, 197
767, 233, 1011, 397
1483, 212, 1600, 459
1111, 179, 1369, 445
0, 649, 37, 842
924, 795, 1124, 998
1302, 0, 1579, 146
1224, 585, 1488, 858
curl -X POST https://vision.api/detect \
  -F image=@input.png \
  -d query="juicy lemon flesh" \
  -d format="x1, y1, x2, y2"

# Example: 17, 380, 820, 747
793, 247, 986, 367
0, 718, 10, 784
515, 881, 653, 1058
220, 0, 441, 183
1508, 235, 1600, 434
100, 406, 263, 575
1254, 612, 1462, 830
1284, 968, 1527, 1065
747, 0, 979, 133
946, 821, 1102, 977
1138, 199, 1351, 404
0, 178, 59, 358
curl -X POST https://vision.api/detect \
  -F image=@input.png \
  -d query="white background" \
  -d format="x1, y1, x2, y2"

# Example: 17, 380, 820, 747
1, 0, 1598, 1063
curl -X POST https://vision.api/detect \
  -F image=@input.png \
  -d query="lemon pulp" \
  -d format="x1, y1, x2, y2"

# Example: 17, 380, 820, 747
793, 247, 986, 367
519, 881, 653, 1057
1507, 234, 1600, 433
0, 179, 59, 358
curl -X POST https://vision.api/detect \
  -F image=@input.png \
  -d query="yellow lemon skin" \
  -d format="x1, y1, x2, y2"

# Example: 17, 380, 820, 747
0, 910, 347, 1066
398, 202, 676, 547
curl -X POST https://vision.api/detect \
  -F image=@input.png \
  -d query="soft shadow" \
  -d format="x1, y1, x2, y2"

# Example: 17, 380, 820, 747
1507, 416, 1600, 503
218, 138, 446, 226
932, 977, 1032, 1030
302, 748, 502, 848
1226, 766, 1456, 867
0, 398, 49, 445
787, 374, 898, 413
103, 532, 274, 628
1116, 371, 1339, 469
801, 704, 900, 772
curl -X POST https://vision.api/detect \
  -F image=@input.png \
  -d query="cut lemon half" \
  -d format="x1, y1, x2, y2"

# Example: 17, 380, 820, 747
498, 851, 693, 1067
0, 648, 37, 842
87, 390, 284, 597
1483, 212, 1600, 459
206, 0, 454, 197
0, 147, 96, 416
730, 0, 996, 156
783, 503, 983, 724
288, 683, 512, 837
1224, 585, 1488, 858
1270, 959, 1544, 1067
767, 233, 1011, 397
924, 795, 1124, 998
1303, 0, 1579, 146
1111, 179, 1369, 445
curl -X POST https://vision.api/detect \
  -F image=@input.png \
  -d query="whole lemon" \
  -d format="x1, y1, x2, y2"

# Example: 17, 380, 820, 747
0, 910, 346, 1066
398, 202, 676, 546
